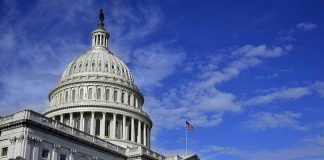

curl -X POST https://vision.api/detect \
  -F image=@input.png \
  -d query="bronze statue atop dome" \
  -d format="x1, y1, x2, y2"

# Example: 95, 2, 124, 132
97, 9, 105, 29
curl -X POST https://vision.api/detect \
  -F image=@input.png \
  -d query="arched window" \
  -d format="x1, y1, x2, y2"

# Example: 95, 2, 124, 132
60, 93, 63, 103
97, 88, 101, 99
105, 63, 108, 71
106, 89, 109, 100
114, 90, 117, 102
88, 88, 93, 100
92, 61, 95, 70
128, 94, 131, 105
65, 91, 69, 102
80, 88, 84, 100
98, 60, 102, 70
55, 95, 58, 105
121, 92, 125, 103
72, 90, 76, 101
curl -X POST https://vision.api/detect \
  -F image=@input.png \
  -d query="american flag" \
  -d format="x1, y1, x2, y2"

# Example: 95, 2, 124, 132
185, 121, 193, 132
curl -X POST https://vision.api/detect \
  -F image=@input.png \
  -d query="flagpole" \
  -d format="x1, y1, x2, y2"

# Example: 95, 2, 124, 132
185, 123, 188, 158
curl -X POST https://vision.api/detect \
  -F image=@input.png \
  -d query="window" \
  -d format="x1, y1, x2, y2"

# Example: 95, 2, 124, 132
60, 93, 63, 103
114, 90, 117, 102
85, 118, 91, 134
105, 120, 110, 137
128, 94, 131, 105
1, 147, 8, 157
95, 119, 100, 136
121, 92, 125, 103
72, 90, 76, 101
41, 149, 49, 159
88, 88, 93, 100
97, 88, 101, 100
60, 154, 66, 160
79, 88, 84, 100
105, 89, 109, 100
65, 91, 68, 102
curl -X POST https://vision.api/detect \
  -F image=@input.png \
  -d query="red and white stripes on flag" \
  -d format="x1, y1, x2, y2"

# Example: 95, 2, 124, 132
185, 121, 193, 132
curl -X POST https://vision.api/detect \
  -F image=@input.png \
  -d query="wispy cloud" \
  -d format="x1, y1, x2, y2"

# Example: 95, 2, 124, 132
202, 134, 324, 160
296, 22, 317, 31
0, 0, 95, 114
145, 44, 291, 133
242, 111, 308, 131
243, 87, 312, 106
131, 43, 185, 88
242, 82, 324, 107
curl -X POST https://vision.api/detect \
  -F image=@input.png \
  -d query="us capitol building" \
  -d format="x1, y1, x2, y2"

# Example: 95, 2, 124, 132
0, 10, 199, 160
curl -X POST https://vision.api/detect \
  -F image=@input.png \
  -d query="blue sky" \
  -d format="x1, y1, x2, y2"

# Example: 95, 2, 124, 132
0, 0, 323, 159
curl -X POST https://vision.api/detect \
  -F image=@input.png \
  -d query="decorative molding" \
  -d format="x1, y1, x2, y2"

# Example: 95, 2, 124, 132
70, 149, 77, 155
53, 143, 61, 151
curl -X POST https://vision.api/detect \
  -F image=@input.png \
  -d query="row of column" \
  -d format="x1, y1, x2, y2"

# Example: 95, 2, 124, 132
92, 33, 108, 47
54, 112, 150, 147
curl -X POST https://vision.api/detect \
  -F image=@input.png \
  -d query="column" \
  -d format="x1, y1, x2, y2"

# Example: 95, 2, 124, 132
80, 112, 84, 131
101, 112, 106, 138
69, 113, 73, 127
90, 112, 95, 135
143, 124, 147, 146
148, 128, 151, 148
111, 113, 116, 138
123, 115, 126, 140
131, 117, 135, 142
69, 149, 77, 160
117, 90, 121, 103
32, 142, 40, 160
76, 86, 80, 101
60, 114, 63, 123
124, 92, 128, 105
109, 88, 114, 101
137, 120, 141, 144
52, 144, 60, 160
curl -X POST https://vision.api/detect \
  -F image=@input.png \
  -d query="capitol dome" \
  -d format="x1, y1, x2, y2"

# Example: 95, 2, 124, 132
43, 9, 152, 149
60, 47, 135, 87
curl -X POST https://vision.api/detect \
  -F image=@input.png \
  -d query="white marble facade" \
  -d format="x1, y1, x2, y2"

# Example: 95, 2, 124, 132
0, 10, 199, 160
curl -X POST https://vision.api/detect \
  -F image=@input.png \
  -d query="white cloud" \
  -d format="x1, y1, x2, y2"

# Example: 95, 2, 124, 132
131, 44, 185, 88
202, 134, 324, 160
242, 111, 308, 131
296, 22, 317, 31
197, 44, 288, 89
311, 82, 324, 97
145, 44, 290, 132
0, 0, 169, 115
243, 87, 312, 106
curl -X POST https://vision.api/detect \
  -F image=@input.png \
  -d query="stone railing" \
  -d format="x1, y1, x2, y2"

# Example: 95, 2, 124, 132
127, 146, 166, 160
0, 110, 126, 154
